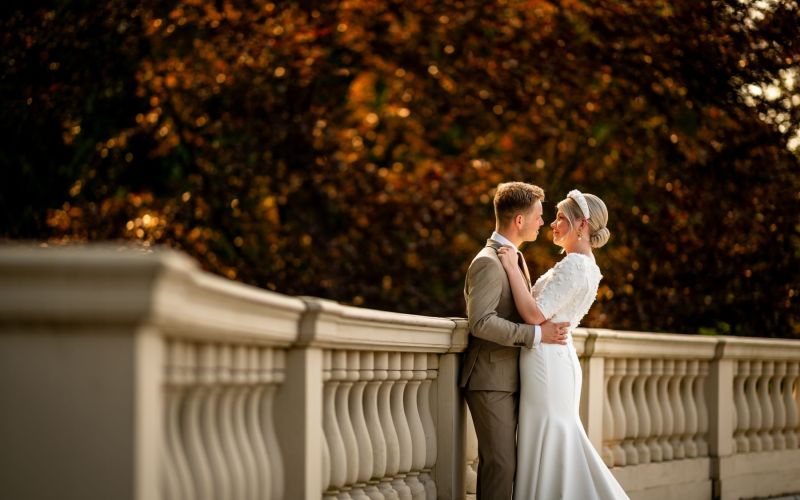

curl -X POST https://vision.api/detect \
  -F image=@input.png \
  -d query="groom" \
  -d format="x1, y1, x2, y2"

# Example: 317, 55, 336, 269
461, 182, 569, 500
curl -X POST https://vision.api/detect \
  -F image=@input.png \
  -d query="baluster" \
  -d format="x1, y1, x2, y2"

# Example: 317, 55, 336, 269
323, 436, 332, 500
418, 353, 438, 500
771, 362, 788, 450
231, 346, 257, 500
324, 350, 347, 497
658, 359, 674, 461
403, 472, 424, 498
365, 352, 388, 498
180, 343, 213, 500
163, 428, 181, 500
619, 359, 639, 464
264, 349, 286, 500
668, 360, 686, 459
785, 362, 800, 449
378, 482, 398, 500
336, 350, 358, 500
378, 480, 399, 500
218, 345, 247, 500
164, 340, 195, 500
758, 361, 775, 451
349, 486, 370, 499
161, 340, 179, 500
732, 364, 738, 453
601, 358, 615, 466
162, 346, 180, 500
391, 353, 413, 500
682, 360, 699, 458
734, 361, 751, 453
337, 351, 360, 497
350, 351, 373, 499
182, 341, 201, 498
464, 405, 478, 495
633, 359, 651, 463
403, 354, 427, 500
745, 361, 763, 452
347, 351, 373, 500
694, 361, 709, 456
199, 344, 231, 500
179, 341, 200, 498
646, 359, 664, 462
321, 351, 335, 500
247, 348, 270, 500
363, 483, 384, 500
608, 358, 627, 465
378, 352, 401, 499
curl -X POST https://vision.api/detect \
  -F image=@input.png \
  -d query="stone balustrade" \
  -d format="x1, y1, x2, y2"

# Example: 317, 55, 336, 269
1, 245, 800, 500
161, 339, 287, 500
715, 338, 800, 499
463, 329, 800, 500
282, 298, 468, 500
0, 246, 467, 500
575, 329, 719, 500
733, 358, 800, 455
320, 350, 439, 499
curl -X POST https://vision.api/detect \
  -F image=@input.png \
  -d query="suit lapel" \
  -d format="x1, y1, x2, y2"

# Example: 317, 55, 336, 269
518, 253, 532, 289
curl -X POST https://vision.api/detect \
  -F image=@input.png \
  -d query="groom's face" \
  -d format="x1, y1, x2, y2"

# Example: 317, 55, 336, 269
520, 200, 544, 242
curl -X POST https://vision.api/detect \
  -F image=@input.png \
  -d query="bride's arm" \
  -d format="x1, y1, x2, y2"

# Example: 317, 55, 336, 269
497, 249, 547, 325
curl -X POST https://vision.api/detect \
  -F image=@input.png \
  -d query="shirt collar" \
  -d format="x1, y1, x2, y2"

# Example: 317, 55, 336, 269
490, 231, 518, 253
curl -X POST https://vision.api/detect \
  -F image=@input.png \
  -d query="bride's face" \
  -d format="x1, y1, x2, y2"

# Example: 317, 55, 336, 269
550, 210, 575, 247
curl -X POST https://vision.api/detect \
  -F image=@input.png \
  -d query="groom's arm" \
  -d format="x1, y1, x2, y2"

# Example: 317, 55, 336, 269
466, 256, 538, 348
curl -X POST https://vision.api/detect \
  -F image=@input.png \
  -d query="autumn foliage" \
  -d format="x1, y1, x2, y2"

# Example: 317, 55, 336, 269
2, 0, 799, 337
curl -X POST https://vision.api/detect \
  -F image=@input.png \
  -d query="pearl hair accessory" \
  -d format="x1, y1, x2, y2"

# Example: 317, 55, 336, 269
567, 189, 590, 220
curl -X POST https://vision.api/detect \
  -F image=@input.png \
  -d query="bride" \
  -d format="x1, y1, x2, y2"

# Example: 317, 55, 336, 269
497, 190, 629, 500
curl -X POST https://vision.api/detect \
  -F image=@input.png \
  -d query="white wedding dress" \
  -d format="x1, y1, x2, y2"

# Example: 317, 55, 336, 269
515, 253, 629, 499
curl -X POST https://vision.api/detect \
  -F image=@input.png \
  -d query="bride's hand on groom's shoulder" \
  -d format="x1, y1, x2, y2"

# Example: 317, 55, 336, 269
540, 320, 570, 345
496, 246, 516, 270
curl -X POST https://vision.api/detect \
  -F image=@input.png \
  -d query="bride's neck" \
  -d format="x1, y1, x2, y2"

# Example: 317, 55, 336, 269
564, 240, 592, 256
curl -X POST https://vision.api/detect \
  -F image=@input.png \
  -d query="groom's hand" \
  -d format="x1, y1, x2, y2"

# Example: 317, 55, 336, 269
540, 320, 569, 345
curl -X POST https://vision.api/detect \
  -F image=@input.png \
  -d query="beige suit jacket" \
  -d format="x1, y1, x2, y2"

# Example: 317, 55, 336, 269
460, 239, 537, 392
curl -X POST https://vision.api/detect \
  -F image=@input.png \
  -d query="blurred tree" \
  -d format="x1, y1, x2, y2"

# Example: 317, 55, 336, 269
1, 0, 798, 337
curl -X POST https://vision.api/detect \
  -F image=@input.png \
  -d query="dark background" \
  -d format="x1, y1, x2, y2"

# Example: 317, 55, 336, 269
2, 0, 799, 337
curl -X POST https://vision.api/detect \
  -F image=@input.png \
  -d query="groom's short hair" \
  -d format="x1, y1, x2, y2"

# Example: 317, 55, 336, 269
494, 182, 545, 226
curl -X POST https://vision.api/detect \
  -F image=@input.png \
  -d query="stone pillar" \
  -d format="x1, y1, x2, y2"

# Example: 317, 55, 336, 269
434, 352, 465, 500
0, 247, 173, 500
274, 346, 324, 499
708, 341, 735, 499
580, 331, 606, 452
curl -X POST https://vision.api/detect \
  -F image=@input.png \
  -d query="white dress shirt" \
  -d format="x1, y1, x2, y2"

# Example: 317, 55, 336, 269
490, 231, 542, 347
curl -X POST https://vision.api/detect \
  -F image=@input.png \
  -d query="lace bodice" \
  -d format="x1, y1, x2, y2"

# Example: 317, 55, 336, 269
532, 252, 602, 329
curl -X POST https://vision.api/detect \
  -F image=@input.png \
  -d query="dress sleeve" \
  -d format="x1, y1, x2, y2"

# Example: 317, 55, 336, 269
535, 255, 585, 320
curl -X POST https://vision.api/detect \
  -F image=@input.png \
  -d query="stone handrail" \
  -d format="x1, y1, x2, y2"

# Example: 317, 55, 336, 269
1, 245, 800, 500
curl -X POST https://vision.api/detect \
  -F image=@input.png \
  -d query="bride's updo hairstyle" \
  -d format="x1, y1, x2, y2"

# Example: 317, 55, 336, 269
557, 192, 611, 249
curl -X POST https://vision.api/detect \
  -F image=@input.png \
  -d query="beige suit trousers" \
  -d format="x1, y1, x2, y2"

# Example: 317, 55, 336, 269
465, 389, 519, 500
